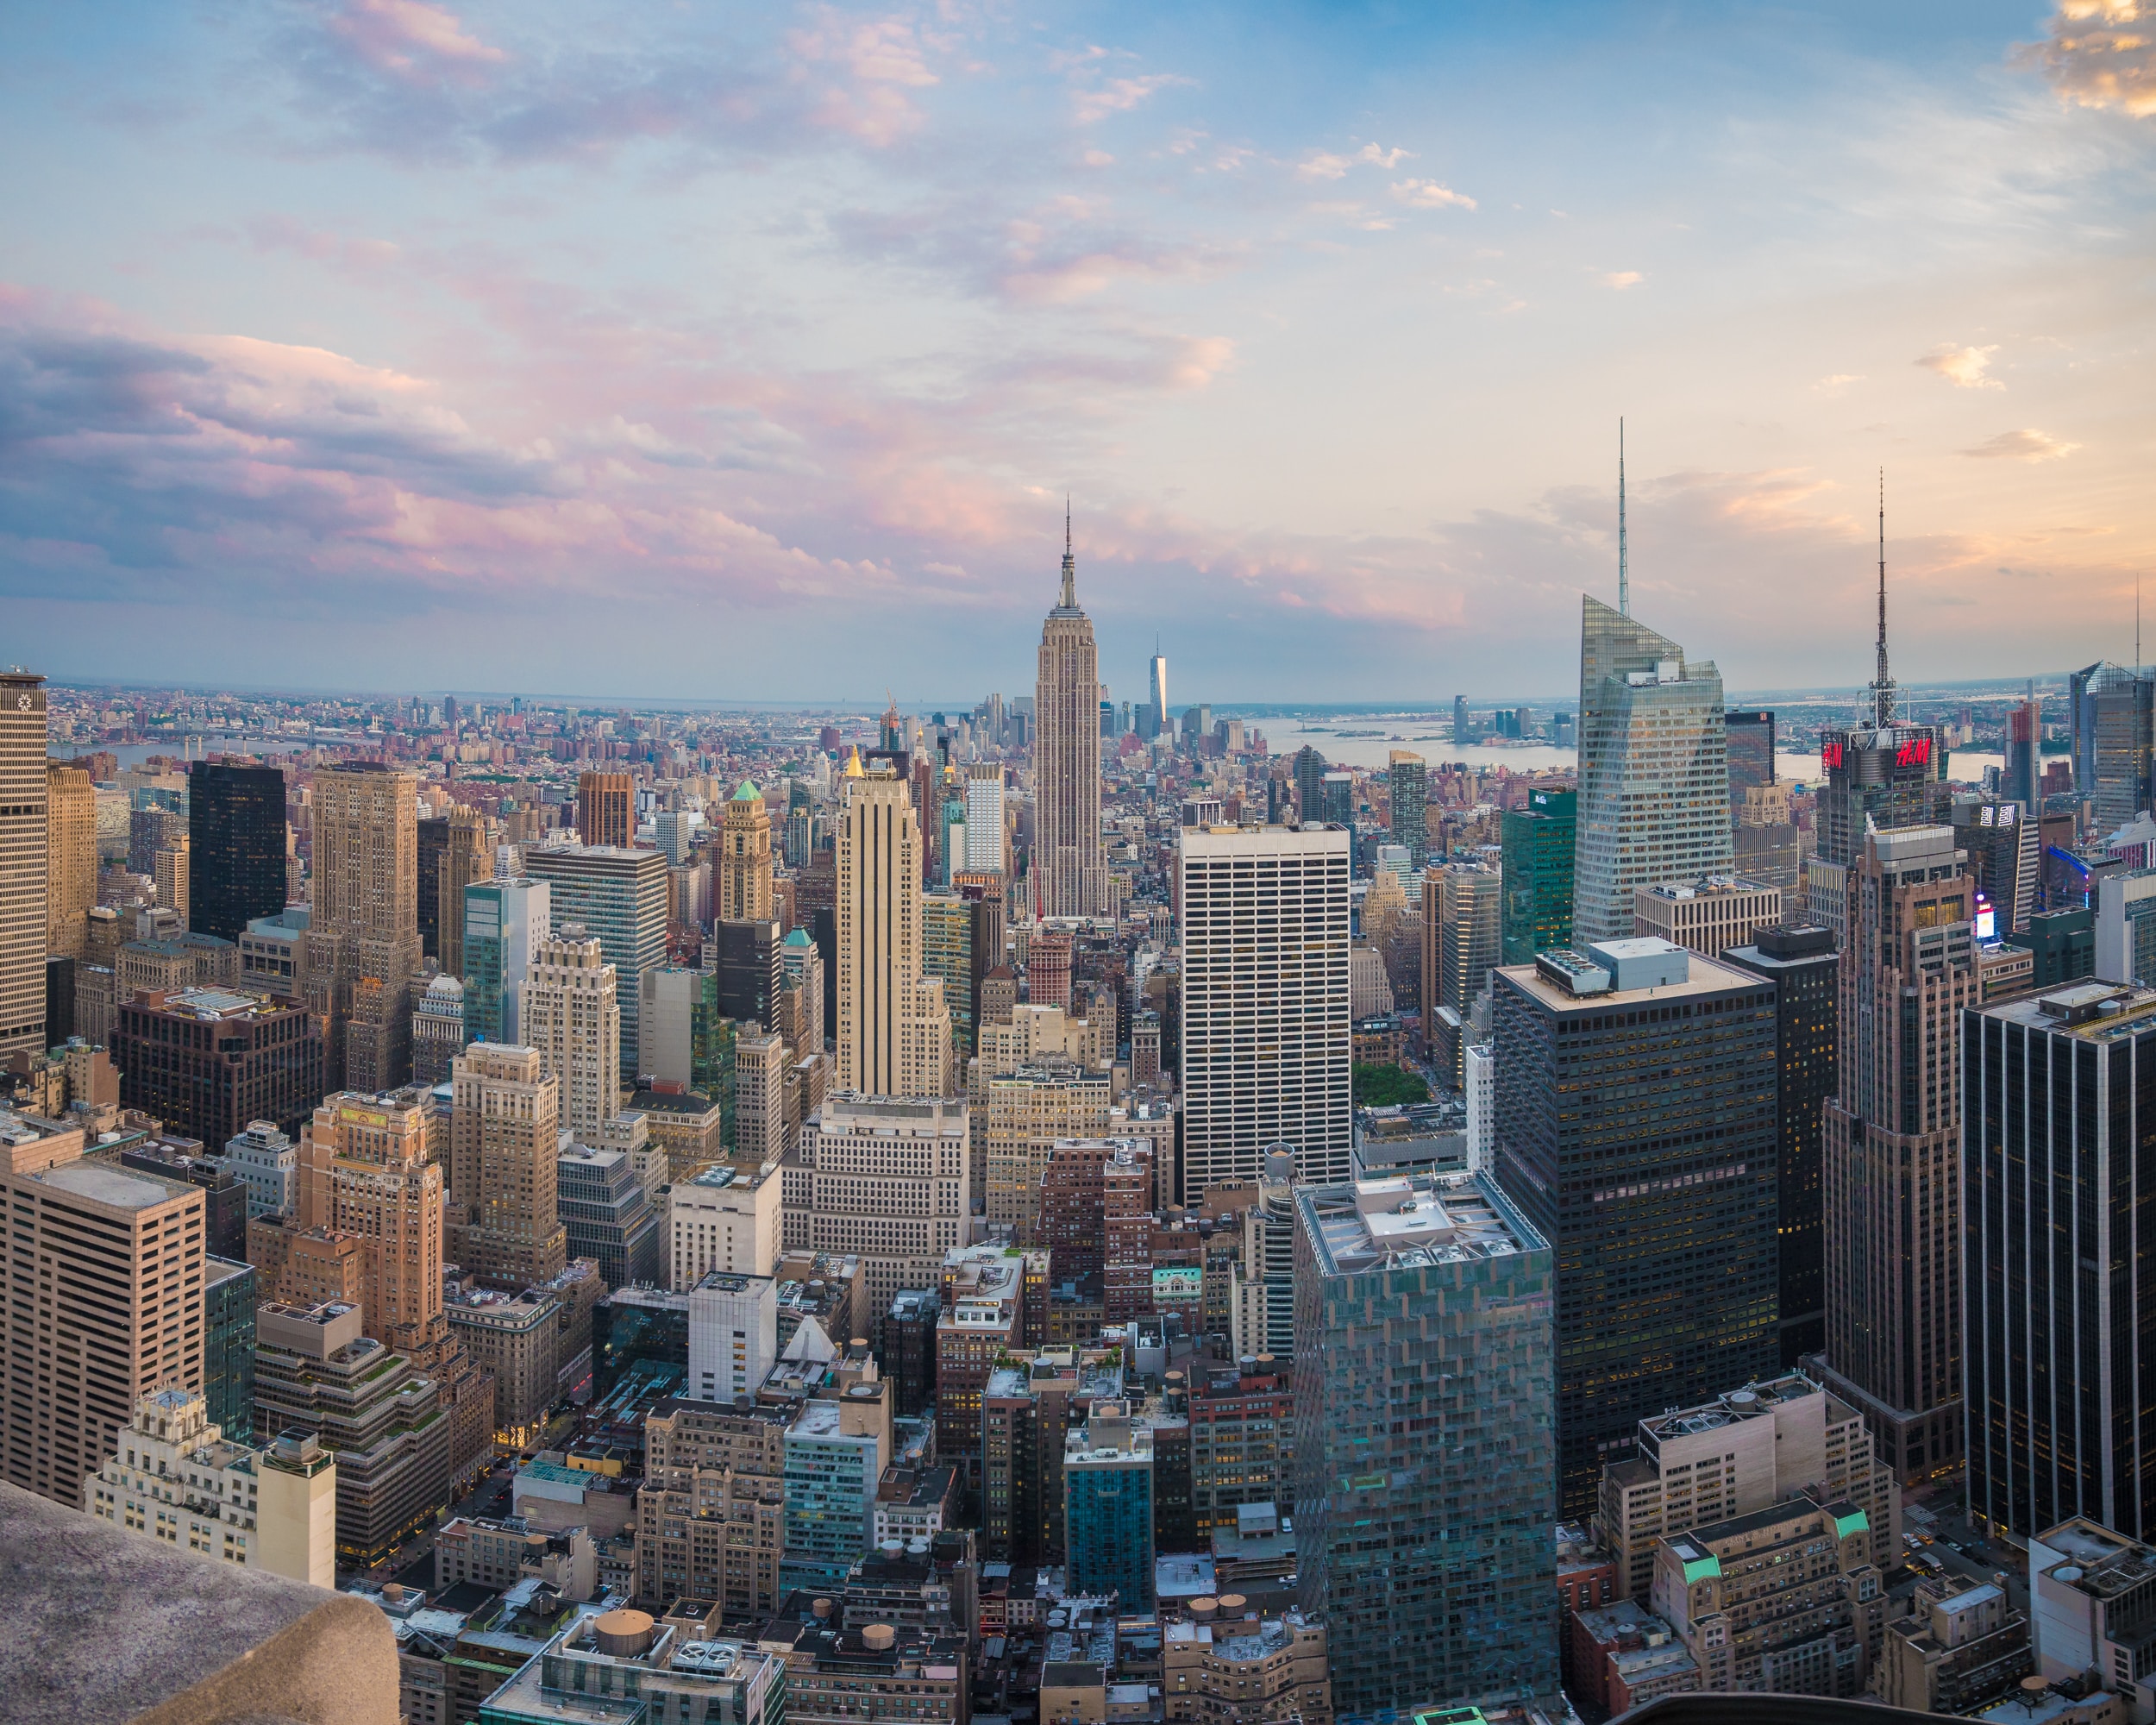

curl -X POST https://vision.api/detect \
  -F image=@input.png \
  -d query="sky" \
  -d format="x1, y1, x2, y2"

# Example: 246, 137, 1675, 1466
4, 1, 2155, 706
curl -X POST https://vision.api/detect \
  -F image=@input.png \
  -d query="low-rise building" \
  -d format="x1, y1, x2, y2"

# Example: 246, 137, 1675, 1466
1652, 1489, 1886, 1697
874, 1464, 958, 1549
1567, 1598, 1699, 1718
479, 1609, 786, 1725
2030, 1519, 2156, 1716
1877, 1577, 2032, 1716
436, 1514, 598, 1601
87, 1387, 336, 1587
1163, 1609, 1332, 1725
1595, 1371, 1900, 1601
756, 1607, 968, 1725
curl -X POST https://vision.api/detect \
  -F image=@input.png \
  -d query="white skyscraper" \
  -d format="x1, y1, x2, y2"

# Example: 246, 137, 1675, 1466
963, 766, 1006, 874
1149, 647, 1169, 737
1177, 821, 1352, 1194
686, 1270, 778, 1403
1572, 595, 1733, 944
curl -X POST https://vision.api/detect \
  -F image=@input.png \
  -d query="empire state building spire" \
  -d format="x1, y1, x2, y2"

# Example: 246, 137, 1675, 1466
1058, 495, 1078, 612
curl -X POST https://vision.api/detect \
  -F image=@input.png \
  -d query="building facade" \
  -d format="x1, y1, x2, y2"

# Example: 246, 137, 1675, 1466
1573, 599, 1734, 944
1817, 825, 1977, 1484
1720, 925, 1838, 1368
1494, 939, 1779, 1515
1035, 530, 1108, 918
1292, 1171, 1557, 1716
1179, 823, 1351, 1195
522, 844, 668, 1081
1965, 982, 2156, 1543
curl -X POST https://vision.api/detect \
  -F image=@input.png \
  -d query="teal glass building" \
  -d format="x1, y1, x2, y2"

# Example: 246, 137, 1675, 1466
1291, 1171, 1556, 1718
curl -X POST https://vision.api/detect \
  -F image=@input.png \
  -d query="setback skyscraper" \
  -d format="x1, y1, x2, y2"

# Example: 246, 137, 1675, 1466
1494, 937, 1779, 1515
187, 762, 288, 944
1573, 598, 1733, 944
1816, 825, 1975, 1483
1034, 520, 1106, 917
837, 756, 949, 1097
311, 761, 423, 1091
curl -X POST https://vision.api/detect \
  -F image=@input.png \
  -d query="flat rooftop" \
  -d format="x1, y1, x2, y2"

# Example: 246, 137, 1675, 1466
1298, 1170, 1541, 1276
34, 1161, 189, 1211
1498, 947, 1758, 1012
1981, 982, 2156, 1043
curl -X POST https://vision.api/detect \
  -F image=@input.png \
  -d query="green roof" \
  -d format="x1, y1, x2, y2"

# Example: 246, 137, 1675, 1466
1681, 1551, 1722, 1585
783, 927, 814, 945
1831, 1506, 1871, 1541
732, 779, 761, 801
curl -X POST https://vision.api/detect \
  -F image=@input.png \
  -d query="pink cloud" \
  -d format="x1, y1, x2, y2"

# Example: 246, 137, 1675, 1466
327, 0, 505, 86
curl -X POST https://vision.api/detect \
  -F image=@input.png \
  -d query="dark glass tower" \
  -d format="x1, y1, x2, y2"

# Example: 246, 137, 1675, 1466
1499, 786, 1576, 965
1965, 982, 2156, 1543
1494, 940, 1779, 1516
187, 762, 287, 942
1721, 924, 1839, 1369
417, 813, 449, 959
1725, 709, 1776, 812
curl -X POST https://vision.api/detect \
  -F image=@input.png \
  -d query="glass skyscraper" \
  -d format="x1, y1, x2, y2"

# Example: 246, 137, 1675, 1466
202, 1255, 257, 1444
188, 762, 287, 943
1725, 708, 1776, 812
1499, 786, 1575, 965
461, 876, 550, 1044
1388, 750, 1427, 860
1493, 939, 1778, 1516
2070, 660, 2154, 836
1292, 1170, 1556, 1716
1573, 596, 1733, 944
523, 845, 667, 1077
1965, 982, 2156, 1543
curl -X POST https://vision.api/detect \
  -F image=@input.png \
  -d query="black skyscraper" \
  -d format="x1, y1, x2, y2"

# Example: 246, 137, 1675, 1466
713, 918, 782, 1030
417, 813, 449, 959
187, 762, 287, 942
1721, 924, 1838, 1369
1965, 983, 2156, 1542
1494, 938, 1780, 1516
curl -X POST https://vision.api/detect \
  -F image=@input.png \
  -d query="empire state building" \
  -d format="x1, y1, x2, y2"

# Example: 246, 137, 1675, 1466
1034, 522, 1107, 917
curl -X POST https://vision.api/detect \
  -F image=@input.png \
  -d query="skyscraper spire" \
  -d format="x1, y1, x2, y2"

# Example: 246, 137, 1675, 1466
1618, 418, 1628, 618
1872, 467, 1896, 728
1059, 496, 1076, 611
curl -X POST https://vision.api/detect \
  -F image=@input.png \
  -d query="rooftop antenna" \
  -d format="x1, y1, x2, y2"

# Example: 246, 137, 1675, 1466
1872, 467, 1896, 729
1059, 495, 1076, 610
1618, 418, 1628, 618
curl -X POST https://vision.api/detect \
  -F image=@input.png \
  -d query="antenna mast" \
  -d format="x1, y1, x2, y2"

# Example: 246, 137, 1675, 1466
1618, 418, 1628, 618
1872, 468, 1896, 728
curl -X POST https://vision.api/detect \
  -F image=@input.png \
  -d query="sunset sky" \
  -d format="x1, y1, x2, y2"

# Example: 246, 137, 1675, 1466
5, 1, 2153, 704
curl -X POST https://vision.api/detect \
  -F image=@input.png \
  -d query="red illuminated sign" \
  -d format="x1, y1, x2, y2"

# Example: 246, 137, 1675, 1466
1821, 741, 1844, 770
1896, 736, 1932, 768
